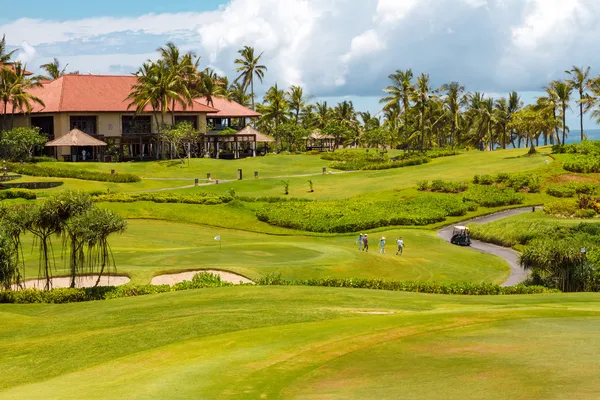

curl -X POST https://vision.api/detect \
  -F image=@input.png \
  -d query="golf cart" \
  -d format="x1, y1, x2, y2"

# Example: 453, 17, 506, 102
450, 226, 471, 246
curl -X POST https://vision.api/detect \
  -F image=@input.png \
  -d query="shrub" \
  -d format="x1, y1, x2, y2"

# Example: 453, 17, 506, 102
331, 156, 429, 171
429, 180, 468, 193
547, 185, 577, 198
563, 155, 600, 173
256, 195, 473, 233
93, 192, 234, 205
575, 209, 597, 219
470, 220, 566, 247
462, 186, 524, 207
7, 163, 141, 183
477, 174, 495, 185
417, 180, 429, 191
0, 189, 36, 201
544, 199, 579, 217
255, 274, 559, 295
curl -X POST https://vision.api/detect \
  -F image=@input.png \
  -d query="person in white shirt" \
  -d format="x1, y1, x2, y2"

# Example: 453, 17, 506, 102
396, 238, 404, 255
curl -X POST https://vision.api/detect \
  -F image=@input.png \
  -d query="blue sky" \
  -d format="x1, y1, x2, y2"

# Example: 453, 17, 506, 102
0, 0, 226, 23
2, 0, 600, 130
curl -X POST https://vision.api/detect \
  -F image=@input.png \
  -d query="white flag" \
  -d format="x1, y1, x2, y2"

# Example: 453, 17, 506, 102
214, 235, 221, 241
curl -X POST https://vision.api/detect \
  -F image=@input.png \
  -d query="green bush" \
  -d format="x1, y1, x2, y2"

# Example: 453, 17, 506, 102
462, 186, 524, 207
470, 220, 566, 247
0, 189, 36, 201
7, 163, 141, 183
93, 192, 234, 205
575, 209, 597, 219
546, 185, 577, 198
563, 155, 600, 173
416, 180, 429, 191
30, 156, 57, 163
256, 274, 559, 295
256, 195, 474, 233
331, 156, 429, 171
429, 180, 468, 193
543, 199, 579, 217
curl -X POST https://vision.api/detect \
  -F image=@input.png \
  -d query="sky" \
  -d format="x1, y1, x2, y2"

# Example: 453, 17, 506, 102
1, 0, 599, 130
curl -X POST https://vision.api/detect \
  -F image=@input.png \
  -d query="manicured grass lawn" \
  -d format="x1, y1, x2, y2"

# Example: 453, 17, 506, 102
19, 219, 510, 284
1, 287, 600, 399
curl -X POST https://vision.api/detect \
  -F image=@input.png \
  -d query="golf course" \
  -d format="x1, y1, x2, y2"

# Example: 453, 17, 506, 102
2, 144, 600, 399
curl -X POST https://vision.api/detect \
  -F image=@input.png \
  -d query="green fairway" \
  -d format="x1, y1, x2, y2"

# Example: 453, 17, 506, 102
1, 286, 600, 399
19, 219, 510, 284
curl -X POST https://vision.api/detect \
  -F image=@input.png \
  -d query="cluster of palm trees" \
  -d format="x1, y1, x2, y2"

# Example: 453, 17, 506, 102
126, 43, 266, 131
0, 35, 45, 132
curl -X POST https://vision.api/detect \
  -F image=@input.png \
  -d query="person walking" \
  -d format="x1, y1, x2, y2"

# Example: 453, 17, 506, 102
357, 233, 364, 251
379, 237, 386, 254
363, 234, 369, 253
396, 237, 404, 255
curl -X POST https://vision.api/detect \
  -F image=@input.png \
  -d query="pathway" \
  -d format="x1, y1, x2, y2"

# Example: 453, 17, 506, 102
437, 207, 541, 287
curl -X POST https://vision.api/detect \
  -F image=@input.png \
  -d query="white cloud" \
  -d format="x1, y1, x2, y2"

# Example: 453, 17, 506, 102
16, 41, 36, 64
2, 0, 600, 101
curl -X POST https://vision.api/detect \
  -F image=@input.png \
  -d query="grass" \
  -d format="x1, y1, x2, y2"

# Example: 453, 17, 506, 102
19, 219, 510, 285
1, 286, 600, 399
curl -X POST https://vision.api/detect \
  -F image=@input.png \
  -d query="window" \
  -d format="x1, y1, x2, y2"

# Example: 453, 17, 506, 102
70, 116, 97, 135
122, 116, 152, 134
31, 116, 54, 138
174, 116, 198, 130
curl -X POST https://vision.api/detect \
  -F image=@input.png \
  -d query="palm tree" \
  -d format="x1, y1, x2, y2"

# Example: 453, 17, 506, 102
234, 46, 267, 111
0, 62, 44, 131
227, 82, 252, 107
536, 86, 560, 145
0, 34, 17, 64
197, 68, 227, 107
566, 66, 591, 141
334, 101, 358, 146
412, 73, 431, 152
39, 58, 69, 80
380, 69, 414, 148
260, 83, 290, 150
288, 85, 309, 125
553, 80, 573, 145
156, 42, 195, 124
494, 98, 510, 149
440, 82, 465, 146
315, 101, 330, 129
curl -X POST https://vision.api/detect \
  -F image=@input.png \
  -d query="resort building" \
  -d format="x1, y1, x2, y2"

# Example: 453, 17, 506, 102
4, 74, 269, 161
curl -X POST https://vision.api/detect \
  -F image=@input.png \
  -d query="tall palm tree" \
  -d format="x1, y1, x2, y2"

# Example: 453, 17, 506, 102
477, 97, 495, 150
39, 58, 69, 80
197, 68, 227, 107
553, 80, 573, 145
234, 46, 267, 111
156, 42, 195, 123
494, 97, 510, 149
536, 86, 560, 145
0, 62, 44, 131
0, 34, 17, 64
227, 82, 251, 107
260, 83, 290, 150
566, 66, 591, 141
287, 85, 309, 125
381, 69, 414, 147
315, 101, 330, 129
412, 73, 431, 152
440, 81, 466, 146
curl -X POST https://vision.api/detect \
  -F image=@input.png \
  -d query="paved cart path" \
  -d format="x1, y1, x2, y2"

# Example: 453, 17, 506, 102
438, 207, 541, 287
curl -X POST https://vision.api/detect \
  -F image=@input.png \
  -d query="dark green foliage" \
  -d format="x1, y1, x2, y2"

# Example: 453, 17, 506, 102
256, 195, 474, 233
6, 163, 141, 183
94, 192, 234, 205
0, 189, 36, 200
462, 186, 524, 207
563, 155, 600, 173
429, 180, 468, 193
546, 182, 596, 198
256, 274, 558, 295
543, 199, 580, 217
474, 172, 541, 192
331, 156, 429, 171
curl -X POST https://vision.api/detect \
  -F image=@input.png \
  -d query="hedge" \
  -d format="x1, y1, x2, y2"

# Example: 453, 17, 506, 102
0, 189, 36, 200
0, 273, 559, 304
462, 185, 524, 207
256, 275, 559, 295
7, 163, 141, 183
92, 192, 313, 205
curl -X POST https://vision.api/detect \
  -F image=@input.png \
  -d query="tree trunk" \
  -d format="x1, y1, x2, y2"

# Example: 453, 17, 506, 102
562, 104, 567, 145
580, 96, 584, 141
251, 77, 255, 111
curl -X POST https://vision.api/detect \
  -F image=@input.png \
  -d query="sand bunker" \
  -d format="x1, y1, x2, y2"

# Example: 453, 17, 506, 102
151, 270, 252, 286
13, 275, 131, 290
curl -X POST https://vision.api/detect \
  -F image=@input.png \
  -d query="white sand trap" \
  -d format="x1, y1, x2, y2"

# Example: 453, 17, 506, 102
13, 275, 131, 290
151, 270, 252, 286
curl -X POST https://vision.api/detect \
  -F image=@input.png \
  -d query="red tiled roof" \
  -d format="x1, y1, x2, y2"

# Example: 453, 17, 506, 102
0, 62, 34, 76
4, 74, 219, 114
197, 97, 261, 118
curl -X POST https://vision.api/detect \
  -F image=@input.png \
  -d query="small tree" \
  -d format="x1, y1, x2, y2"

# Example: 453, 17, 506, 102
322, 120, 353, 150
0, 227, 19, 290
0, 204, 28, 289
0, 127, 47, 161
282, 180, 290, 195
161, 121, 200, 163
361, 127, 391, 151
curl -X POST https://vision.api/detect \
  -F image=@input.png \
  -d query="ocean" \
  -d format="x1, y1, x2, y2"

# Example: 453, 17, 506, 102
567, 129, 600, 144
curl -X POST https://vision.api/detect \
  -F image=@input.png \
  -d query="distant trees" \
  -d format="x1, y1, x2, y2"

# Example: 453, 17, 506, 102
38, 58, 78, 80
235, 46, 267, 111
0, 126, 46, 161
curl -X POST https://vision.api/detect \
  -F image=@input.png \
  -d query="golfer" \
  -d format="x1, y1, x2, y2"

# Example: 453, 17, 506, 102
396, 237, 404, 255
357, 233, 364, 251
379, 237, 386, 254
363, 234, 369, 252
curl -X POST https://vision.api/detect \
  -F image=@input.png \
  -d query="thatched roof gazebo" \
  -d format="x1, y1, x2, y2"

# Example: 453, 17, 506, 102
45, 128, 106, 162
305, 130, 335, 151
237, 125, 275, 143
